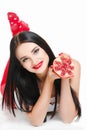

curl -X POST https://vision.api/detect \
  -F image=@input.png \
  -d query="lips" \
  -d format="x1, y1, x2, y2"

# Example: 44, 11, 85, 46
33, 61, 43, 69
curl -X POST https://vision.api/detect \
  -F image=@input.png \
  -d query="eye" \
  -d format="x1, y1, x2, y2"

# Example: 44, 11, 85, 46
22, 57, 29, 62
33, 48, 39, 54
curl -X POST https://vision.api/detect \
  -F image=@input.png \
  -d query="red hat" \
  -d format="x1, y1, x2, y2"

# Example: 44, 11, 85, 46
0, 12, 30, 95
0, 60, 10, 95
7, 12, 30, 36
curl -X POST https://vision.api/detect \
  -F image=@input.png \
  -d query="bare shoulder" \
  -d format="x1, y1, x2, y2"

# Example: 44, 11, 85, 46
72, 59, 81, 71
70, 58, 81, 96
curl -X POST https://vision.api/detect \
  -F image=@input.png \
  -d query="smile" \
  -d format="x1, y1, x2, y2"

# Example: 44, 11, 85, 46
33, 61, 43, 69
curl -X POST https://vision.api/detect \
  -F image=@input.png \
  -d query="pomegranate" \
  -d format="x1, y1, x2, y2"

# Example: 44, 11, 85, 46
52, 53, 74, 78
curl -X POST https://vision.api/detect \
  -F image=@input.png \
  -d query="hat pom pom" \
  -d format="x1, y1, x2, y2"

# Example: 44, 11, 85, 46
7, 12, 30, 36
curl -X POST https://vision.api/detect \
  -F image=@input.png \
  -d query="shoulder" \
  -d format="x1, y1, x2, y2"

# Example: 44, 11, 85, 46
72, 59, 81, 72
70, 58, 81, 96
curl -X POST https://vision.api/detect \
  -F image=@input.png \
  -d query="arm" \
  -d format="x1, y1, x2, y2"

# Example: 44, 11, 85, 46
26, 67, 58, 126
59, 59, 81, 123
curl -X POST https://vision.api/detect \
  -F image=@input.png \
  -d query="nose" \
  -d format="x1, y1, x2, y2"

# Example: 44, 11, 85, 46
31, 57, 38, 66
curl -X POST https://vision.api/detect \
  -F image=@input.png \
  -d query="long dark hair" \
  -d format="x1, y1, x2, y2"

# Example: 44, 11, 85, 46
2, 31, 81, 120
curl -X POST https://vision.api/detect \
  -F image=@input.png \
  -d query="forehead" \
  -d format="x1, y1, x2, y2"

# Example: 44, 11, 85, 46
15, 42, 39, 57
16, 42, 39, 51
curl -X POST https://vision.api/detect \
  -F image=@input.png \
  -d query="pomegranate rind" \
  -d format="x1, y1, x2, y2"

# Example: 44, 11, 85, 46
53, 53, 74, 78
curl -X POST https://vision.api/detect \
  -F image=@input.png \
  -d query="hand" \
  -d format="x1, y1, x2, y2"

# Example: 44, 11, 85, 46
46, 65, 60, 82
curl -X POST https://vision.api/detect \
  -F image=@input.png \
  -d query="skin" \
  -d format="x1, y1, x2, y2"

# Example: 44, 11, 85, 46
16, 42, 81, 126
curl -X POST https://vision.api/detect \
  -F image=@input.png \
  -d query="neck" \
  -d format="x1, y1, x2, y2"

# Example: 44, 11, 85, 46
36, 67, 48, 82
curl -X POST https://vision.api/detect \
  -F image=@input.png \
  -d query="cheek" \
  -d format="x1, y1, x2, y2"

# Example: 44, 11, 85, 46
22, 63, 32, 71
40, 51, 48, 59
24, 66, 33, 73
43, 53, 49, 62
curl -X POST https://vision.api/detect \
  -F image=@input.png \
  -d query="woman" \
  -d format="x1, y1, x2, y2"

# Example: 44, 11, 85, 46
1, 31, 81, 126
1, 12, 81, 126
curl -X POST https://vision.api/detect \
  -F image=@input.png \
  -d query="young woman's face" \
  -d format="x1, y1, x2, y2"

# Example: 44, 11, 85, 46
16, 42, 49, 75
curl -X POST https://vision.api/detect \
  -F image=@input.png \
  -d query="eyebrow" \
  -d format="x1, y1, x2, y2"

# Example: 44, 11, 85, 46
31, 46, 38, 53
20, 46, 38, 60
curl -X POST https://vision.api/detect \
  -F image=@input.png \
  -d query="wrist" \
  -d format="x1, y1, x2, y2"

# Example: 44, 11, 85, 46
46, 76, 54, 84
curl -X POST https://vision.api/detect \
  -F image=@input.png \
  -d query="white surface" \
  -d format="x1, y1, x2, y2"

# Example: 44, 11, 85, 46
0, 0, 87, 129
0, 93, 86, 130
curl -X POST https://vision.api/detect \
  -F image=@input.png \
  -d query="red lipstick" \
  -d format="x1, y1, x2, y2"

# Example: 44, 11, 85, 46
33, 61, 43, 69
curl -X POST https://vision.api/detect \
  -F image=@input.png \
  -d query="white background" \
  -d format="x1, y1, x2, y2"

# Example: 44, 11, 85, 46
0, 0, 87, 130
